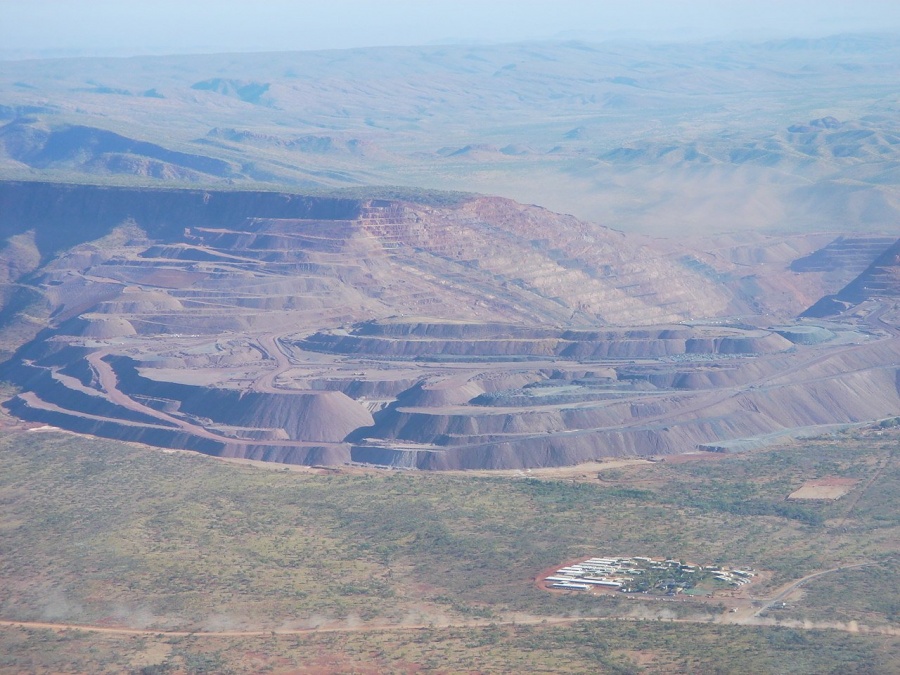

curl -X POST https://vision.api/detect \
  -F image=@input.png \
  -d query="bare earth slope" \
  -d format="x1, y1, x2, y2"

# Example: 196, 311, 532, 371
1, 180, 898, 469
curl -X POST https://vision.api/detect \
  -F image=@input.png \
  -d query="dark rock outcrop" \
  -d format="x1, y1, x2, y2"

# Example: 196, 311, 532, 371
0, 181, 362, 262
803, 237, 900, 316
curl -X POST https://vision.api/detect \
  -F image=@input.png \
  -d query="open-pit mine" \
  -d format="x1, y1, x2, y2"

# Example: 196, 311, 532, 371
1, 180, 898, 470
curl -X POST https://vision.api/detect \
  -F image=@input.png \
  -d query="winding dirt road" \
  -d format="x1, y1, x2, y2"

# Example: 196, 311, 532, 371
3, 613, 896, 639
4, 563, 898, 640
0, 615, 594, 638
750, 562, 880, 618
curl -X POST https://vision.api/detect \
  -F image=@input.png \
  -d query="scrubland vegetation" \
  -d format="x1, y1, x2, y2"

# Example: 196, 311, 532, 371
0, 423, 896, 672
1, 620, 896, 674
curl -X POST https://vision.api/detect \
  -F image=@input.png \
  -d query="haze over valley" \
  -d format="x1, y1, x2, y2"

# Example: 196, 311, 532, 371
2, 36, 900, 234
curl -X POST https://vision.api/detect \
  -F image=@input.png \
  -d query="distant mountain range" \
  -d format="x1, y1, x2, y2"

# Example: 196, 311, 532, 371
2, 35, 899, 235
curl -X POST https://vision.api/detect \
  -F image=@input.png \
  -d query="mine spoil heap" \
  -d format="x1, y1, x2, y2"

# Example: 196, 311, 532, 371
1, 181, 899, 469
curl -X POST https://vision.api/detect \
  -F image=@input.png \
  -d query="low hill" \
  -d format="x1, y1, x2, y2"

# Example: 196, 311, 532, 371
0, 120, 238, 180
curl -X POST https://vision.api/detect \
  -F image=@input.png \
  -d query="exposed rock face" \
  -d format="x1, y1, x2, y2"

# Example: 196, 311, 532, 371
0, 181, 752, 337
1, 180, 898, 469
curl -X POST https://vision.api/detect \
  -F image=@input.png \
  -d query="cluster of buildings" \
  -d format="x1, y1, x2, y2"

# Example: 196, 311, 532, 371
544, 555, 756, 594
546, 556, 641, 590
709, 567, 755, 587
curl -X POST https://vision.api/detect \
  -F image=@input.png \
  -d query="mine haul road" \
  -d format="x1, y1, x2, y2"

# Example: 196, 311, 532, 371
251, 332, 295, 393
85, 350, 346, 453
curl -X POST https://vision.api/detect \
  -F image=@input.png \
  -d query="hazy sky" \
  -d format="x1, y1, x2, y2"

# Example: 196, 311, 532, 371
3, 0, 900, 58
